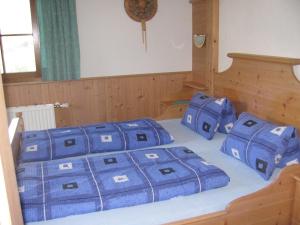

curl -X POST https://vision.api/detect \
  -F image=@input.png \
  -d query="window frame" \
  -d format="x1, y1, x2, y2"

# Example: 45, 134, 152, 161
0, 0, 41, 83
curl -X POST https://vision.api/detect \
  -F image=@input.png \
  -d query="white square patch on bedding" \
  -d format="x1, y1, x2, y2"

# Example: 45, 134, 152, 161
101, 135, 113, 143
187, 115, 192, 124
215, 98, 225, 106
18, 186, 25, 193
225, 123, 234, 133
26, 145, 38, 152
113, 175, 129, 183
231, 148, 240, 160
270, 127, 287, 136
145, 153, 159, 159
59, 163, 73, 170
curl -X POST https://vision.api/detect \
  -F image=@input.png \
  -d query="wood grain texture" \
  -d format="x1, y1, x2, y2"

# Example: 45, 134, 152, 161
192, 0, 219, 95
214, 53, 300, 130
168, 165, 300, 225
9, 117, 23, 165
0, 75, 24, 225
4, 71, 192, 127
292, 177, 300, 225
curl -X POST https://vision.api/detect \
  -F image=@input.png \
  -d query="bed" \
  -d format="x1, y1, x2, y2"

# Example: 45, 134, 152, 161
8, 53, 300, 225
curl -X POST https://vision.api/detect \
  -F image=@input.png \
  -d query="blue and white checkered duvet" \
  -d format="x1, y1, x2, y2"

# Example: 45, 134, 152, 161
182, 92, 237, 140
221, 112, 299, 180
20, 119, 174, 163
17, 147, 230, 222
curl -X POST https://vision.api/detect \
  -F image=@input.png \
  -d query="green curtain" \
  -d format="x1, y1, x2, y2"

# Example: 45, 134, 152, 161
36, 0, 80, 81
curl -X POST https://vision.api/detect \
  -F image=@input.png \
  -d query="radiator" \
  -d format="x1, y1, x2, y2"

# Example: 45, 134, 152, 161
7, 104, 56, 131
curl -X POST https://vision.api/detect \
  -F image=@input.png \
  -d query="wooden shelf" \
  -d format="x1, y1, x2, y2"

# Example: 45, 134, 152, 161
183, 81, 208, 91
160, 99, 190, 108
160, 88, 195, 102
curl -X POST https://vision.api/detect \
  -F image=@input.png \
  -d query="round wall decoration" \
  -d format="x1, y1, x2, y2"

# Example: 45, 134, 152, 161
124, 0, 158, 22
124, 0, 158, 51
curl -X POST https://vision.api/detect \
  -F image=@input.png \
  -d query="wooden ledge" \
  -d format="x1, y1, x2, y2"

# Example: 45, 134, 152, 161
184, 81, 208, 91
228, 53, 300, 65
160, 100, 190, 107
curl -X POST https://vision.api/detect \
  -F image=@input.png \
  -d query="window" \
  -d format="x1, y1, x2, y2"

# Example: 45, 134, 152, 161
0, 0, 40, 82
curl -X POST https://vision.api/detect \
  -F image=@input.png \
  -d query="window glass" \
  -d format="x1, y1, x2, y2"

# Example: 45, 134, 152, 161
0, 0, 33, 34
2, 36, 36, 73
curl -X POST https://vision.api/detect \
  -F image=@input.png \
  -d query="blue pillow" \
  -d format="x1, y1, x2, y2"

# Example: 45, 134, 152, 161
277, 138, 300, 168
221, 112, 298, 180
182, 92, 237, 140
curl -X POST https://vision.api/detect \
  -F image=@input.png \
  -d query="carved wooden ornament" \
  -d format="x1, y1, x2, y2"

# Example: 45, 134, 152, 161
124, 0, 158, 51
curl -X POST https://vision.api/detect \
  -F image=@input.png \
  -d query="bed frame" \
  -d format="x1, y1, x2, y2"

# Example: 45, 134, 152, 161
166, 53, 300, 225
7, 53, 300, 225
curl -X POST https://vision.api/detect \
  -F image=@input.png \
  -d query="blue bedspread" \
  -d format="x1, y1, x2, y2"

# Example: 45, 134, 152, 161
221, 112, 299, 180
182, 92, 237, 140
17, 147, 230, 223
20, 119, 174, 163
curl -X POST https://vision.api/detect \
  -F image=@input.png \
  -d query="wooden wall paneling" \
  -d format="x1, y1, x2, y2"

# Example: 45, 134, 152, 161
87, 79, 107, 124
214, 53, 300, 130
157, 72, 193, 118
0, 75, 24, 225
158, 72, 191, 97
105, 76, 130, 121
3, 71, 193, 127
124, 76, 147, 119
132, 75, 157, 119
191, 0, 219, 95
39, 83, 51, 104
71, 80, 92, 125
48, 82, 72, 127
145, 75, 160, 117
192, 0, 208, 84
52, 79, 108, 126
151, 75, 161, 116
209, 0, 219, 95
3, 84, 17, 105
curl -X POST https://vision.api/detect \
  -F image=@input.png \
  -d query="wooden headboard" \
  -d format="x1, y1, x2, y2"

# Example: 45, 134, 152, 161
214, 53, 300, 130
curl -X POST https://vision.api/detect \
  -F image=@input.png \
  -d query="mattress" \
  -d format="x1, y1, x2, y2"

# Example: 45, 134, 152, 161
26, 119, 280, 225
20, 118, 174, 163
18, 147, 229, 222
